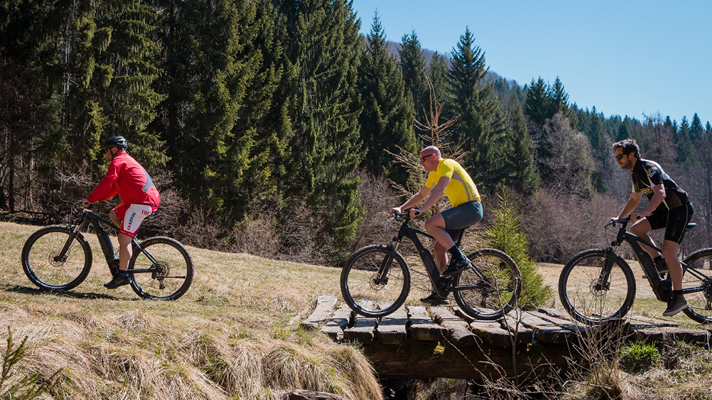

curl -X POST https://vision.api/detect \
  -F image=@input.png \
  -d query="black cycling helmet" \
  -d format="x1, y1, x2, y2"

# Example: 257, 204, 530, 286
102, 136, 128, 150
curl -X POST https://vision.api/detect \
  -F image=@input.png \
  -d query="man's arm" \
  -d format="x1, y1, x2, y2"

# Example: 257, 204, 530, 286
86, 161, 120, 203
416, 176, 450, 213
617, 191, 642, 219
639, 184, 666, 217
392, 186, 431, 214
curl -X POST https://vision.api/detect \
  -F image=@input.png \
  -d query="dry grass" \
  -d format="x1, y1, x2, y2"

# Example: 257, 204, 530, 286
0, 221, 382, 400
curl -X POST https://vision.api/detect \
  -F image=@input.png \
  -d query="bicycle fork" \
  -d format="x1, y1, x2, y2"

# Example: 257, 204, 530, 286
372, 242, 399, 286
56, 218, 91, 263
594, 247, 618, 291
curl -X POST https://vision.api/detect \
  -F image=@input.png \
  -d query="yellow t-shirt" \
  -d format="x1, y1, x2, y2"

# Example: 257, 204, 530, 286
424, 159, 481, 207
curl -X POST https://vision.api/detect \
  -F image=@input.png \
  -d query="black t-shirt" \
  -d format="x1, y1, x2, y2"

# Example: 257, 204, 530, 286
631, 158, 688, 211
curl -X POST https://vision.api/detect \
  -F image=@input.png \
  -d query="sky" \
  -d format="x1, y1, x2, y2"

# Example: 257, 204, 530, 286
350, 0, 712, 126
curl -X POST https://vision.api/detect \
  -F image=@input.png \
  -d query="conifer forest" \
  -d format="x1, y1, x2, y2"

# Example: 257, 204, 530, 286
2, 0, 711, 263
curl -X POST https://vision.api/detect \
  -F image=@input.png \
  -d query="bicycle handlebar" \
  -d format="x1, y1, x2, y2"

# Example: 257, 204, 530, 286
390, 211, 413, 223
70, 200, 84, 214
606, 215, 631, 228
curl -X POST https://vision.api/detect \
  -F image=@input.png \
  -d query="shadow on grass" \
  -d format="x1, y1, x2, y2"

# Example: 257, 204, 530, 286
1, 283, 121, 300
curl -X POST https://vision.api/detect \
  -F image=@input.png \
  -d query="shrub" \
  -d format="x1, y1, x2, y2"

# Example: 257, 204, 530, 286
620, 340, 661, 373
485, 190, 553, 310
522, 190, 623, 263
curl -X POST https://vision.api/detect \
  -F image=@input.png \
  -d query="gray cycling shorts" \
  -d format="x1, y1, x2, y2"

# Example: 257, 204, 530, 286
442, 201, 483, 230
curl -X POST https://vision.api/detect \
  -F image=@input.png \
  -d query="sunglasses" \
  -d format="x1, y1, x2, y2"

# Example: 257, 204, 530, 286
420, 154, 434, 163
615, 153, 628, 161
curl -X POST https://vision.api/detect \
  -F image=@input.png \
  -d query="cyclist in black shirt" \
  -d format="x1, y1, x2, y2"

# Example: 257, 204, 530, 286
613, 139, 694, 316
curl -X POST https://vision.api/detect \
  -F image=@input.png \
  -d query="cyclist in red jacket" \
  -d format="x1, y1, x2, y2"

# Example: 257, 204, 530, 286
81, 136, 161, 289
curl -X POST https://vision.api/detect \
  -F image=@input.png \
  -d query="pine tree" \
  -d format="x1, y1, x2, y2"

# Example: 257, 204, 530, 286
523, 77, 552, 130
154, 0, 276, 218
486, 190, 553, 310
399, 30, 428, 121
275, 0, 364, 255
357, 13, 418, 182
428, 52, 453, 120
548, 77, 577, 130
675, 116, 698, 165
502, 95, 539, 194
448, 27, 505, 190
0, 0, 63, 210
99, 1, 166, 168
690, 113, 704, 141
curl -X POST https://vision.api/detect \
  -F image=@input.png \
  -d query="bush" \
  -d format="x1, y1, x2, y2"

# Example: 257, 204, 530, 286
620, 341, 661, 373
522, 190, 623, 263
485, 190, 553, 310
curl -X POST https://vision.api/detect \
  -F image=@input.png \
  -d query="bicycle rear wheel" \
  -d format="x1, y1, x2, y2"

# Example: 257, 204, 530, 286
559, 249, 636, 324
21, 226, 92, 291
340, 244, 410, 318
129, 237, 193, 300
454, 248, 521, 320
681, 248, 712, 323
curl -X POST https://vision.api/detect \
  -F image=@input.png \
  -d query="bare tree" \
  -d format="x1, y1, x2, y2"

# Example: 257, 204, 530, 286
387, 75, 464, 206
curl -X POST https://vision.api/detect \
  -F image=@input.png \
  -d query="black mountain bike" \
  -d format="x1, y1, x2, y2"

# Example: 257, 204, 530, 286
559, 215, 712, 324
340, 211, 521, 320
21, 202, 193, 300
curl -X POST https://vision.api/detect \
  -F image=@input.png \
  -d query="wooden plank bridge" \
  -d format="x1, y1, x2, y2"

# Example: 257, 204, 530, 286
301, 296, 712, 380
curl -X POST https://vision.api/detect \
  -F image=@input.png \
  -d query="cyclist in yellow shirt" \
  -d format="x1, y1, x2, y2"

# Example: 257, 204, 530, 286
391, 146, 483, 305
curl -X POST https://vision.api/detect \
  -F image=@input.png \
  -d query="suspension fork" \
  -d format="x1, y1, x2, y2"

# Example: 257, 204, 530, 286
374, 240, 400, 284
56, 216, 90, 262
596, 246, 618, 289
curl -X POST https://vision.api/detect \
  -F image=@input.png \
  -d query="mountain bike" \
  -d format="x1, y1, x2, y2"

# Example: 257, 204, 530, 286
340, 211, 521, 320
559, 215, 712, 324
21, 201, 193, 300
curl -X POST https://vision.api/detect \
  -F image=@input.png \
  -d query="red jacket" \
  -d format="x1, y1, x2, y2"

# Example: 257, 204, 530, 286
87, 151, 160, 207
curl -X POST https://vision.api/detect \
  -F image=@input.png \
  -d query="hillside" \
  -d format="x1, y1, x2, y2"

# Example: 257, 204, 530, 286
0, 221, 381, 399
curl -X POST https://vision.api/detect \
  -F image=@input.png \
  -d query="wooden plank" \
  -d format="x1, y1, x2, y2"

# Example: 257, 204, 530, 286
627, 314, 679, 328
632, 327, 710, 345
501, 313, 535, 346
529, 310, 587, 333
538, 308, 574, 321
540, 307, 679, 330
343, 314, 377, 345
301, 295, 338, 330
377, 307, 408, 345
343, 301, 377, 345
453, 307, 514, 348
518, 311, 576, 344
430, 306, 479, 346
631, 328, 666, 343
408, 306, 448, 341
320, 304, 352, 341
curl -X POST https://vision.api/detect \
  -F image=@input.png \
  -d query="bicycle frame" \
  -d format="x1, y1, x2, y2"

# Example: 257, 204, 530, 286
59, 208, 159, 276
608, 217, 701, 302
386, 214, 487, 294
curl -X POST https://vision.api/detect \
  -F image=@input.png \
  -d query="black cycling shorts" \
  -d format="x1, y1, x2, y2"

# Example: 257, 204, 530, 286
646, 202, 694, 244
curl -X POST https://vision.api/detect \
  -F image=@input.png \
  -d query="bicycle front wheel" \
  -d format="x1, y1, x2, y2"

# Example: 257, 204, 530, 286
21, 226, 92, 291
681, 248, 712, 323
340, 245, 411, 318
559, 249, 636, 324
454, 248, 521, 320
129, 237, 193, 300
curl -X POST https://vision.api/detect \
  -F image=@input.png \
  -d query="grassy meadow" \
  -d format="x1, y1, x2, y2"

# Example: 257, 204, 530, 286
0, 221, 381, 399
2, 220, 712, 400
